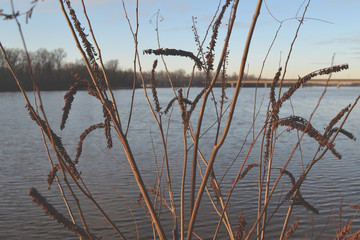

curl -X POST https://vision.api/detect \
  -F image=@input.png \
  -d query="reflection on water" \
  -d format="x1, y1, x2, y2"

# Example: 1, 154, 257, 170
0, 87, 359, 239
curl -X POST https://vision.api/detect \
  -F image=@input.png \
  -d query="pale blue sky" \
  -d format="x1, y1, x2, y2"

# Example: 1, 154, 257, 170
1, 0, 359, 79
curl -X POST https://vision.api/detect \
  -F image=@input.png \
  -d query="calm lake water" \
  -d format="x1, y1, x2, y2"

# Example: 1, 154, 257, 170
1, 87, 359, 239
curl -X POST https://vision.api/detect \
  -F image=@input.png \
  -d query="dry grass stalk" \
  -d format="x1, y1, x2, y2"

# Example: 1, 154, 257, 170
187, 88, 206, 116
150, 59, 161, 113
282, 169, 295, 186
278, 116, 326, 144
328, 128, 356, 141
62, 0, 108, 102
334, 222, 352, 240
177, 88, 188, 126
278, 96, 360, 240
81, 0, 121, 124
270, 67, 282, 108
283, 219, 299, 240
276, 64, 349, 114
240, 163, 259, 180
285, 174, 306, 200
26, 104, 80, 179
162, 89, 204, 118
163, 97, 177, 115
61, 79, 87, 130
282, 171, 319, 215
102, 104, 113, 149
283, 170, 318, 214
264, 68, 283, 164
264, 122, 273, 163
324, 104, 351, 137
0, 0, 39, 22
276, 115, 351, 159
64, 0, 97, 65
206, 0, 232, 71
191, 17, 202, 54
210, 170, 221, 203
234, 215, 246, 240
61, 70, 104, 130
47, 164, 60, 189
293, 192, 319, 214
75, 123, 105, 163
349, 205, 360, 210
190, 16, 209, 74
232, 163, 259, 184
346, 231, 360, 240
136, 193, 150, 218
144, 48, 203, 70
28, 187, 97, 240
68, 72, 98, 97
220, 61, 228, 106
147, 185, 172, 211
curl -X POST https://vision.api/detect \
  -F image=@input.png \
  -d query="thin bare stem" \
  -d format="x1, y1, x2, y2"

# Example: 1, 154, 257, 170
260, 123, 277, 240
212, 125, 266, 239
187, 0, 263, 238
180, 125, 188, 239
121, 0, 139, 137
278, 0, 311, 96
186, 126, 235, 239
122, 2, 179, 238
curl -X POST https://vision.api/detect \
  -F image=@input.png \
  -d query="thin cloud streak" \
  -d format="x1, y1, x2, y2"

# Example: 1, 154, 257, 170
315, 34, 360, 45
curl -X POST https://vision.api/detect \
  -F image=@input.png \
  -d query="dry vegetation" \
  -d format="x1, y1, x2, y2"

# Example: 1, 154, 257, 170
1, 0, 360, 239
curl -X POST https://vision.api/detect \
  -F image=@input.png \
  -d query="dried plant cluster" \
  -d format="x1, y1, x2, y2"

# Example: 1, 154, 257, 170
1, 0, 360, 240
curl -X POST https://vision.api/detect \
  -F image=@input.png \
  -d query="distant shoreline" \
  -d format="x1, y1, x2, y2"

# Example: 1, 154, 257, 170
2, 82, 360, 93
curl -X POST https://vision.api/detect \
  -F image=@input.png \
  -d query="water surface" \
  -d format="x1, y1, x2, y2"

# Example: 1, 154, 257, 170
1, 87, 359, 239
